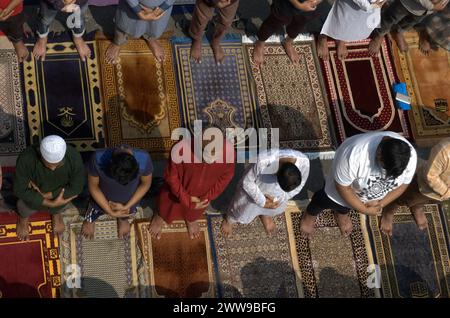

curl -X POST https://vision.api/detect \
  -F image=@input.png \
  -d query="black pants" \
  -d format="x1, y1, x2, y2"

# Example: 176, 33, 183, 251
305, 188, 351, 216
257, 1, 321, 41
0, 12, 25, 43
374, 0, 427, 37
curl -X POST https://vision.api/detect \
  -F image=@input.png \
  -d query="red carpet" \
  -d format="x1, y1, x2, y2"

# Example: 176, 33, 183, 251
321, 38, 411, 143
0, 212, 61, 298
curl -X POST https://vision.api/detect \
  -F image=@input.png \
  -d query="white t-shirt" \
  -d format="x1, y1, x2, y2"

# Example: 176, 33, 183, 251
325, 132, 417, 207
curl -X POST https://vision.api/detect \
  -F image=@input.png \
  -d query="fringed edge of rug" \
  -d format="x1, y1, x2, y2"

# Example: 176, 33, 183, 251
242, 33, 314, 44
304, 151, 335, 160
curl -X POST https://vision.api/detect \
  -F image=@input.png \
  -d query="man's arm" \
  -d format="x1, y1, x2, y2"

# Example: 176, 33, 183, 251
335, 182, 380, 215
164, 159, 194, 209
87, 174, 116, 215
13, 157, 44, 208
124, 174, 152, 210
379, 183, 409, 208
425, 144, 450, 199
203, 163, 235, 202
242, 162, 267, 208
60, 149, 86, 199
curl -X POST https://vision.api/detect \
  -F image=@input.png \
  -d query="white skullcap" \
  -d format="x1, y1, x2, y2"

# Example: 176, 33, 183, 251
40, 135, 67, 164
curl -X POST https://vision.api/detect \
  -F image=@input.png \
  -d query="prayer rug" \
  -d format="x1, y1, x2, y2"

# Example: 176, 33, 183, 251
98, 34, 181, 159
245, 40, 335, 152
59, 208, 149, 298
392, 32, 450, 147
286, 205, 376, 298
136, 219, 215, 298
0, 212, 61, 298
321, 38, 410, 144
22, 34, 105, 152
367, 204, 450, 298
208, 213, 301, 298
173, 37, 259, 146
0, 37, 27, 155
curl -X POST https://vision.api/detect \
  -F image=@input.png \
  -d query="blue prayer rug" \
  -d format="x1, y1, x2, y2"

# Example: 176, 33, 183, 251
172, 36, 259, 145
22, 33, 105, 151
367, 204, 450, 298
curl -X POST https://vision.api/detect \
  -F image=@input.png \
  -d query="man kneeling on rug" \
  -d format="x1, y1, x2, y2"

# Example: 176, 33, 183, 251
149, 135, 235, 240
82, 145, 153, 239
222, 149, 310, 237
380, 137, 450, 235
13, 135, 85, 241
300, 131, 417, 238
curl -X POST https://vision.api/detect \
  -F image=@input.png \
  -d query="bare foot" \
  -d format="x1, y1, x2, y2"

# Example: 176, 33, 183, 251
17, 216, 30, 241
211, 39, 225, 65
146, 38, 165, 63
253, 40, 265, 66
105, 43, 121, 64
380, 211, 394, 236
118, 218, 131, 238
282, 37, 300, 65
190, 39, 202, 63
411, 205, 428, 230
148, 214, 164, 240
186, 220, 201, 239
33, 37, 48, 61
299, 212, 317, 239
317, 35, 329, 60
82, 220, 95, 239
368, 35, 383, 56
337, 40, 348, 60
392, 31, 409, 53
221, 218, 233, 238
73, 36, 92, 62
418, 30, 431, 56
259, 215, 276, 235
13, 41, 29, 63
52, 213, 65, 235
334, 212, 353, 237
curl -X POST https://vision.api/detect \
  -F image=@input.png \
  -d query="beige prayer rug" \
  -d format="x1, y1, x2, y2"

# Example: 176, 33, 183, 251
59, 207, 149, 298
286, 206, 376, 298
245, 40, 335, 152
367, 204, 450, 298
392, 31, 450, 146
136, 219, 215, 297
0, 37, 26, 155
97, 33, 181, 159
208, 213, 301, 297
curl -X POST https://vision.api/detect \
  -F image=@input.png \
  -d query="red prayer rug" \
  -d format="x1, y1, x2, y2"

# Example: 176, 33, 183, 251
321, 38, 410, 143
0, 212, 61, 298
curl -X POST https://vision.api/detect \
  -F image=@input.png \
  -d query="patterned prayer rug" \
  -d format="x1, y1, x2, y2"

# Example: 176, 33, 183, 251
98, 35, 181, 159
59, 207, 148, 298
286, 205, 376, 298
245, 40, 335, 152
392, 32, 450, 147
22, 34, 105, 152
208, 213, 301, 298
0, 37, 27, 155
136, 219, 215, 298
367, 204, 450, 298
173, 38, 259, 145
0, 212, 61, 298
321, 38, 410, 144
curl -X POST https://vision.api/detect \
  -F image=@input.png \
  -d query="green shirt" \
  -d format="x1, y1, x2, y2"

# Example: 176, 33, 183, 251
13, 144, 86, 213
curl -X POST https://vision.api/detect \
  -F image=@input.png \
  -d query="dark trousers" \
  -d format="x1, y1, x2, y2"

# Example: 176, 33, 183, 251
305, 188, 351, 217
374, 0, 427, 37
0, 12, 25, 43
256, 2, 320, 41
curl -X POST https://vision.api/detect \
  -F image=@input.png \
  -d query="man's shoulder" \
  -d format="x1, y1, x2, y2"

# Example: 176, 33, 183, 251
17, 145, 39, 163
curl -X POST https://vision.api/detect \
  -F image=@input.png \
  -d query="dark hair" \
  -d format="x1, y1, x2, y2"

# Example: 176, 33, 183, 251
108, 152, 139, 185
277, 162, 302, 192
378, 138, 411, 178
